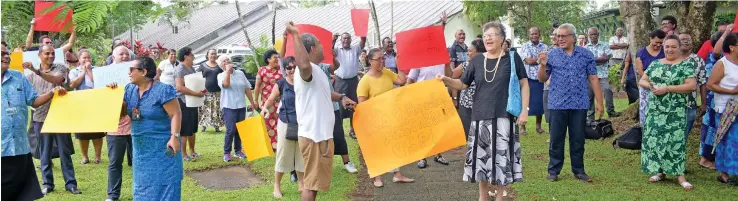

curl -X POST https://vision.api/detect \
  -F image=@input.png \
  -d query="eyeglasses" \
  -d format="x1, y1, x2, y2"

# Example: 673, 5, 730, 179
129, 67, 143, 73
557, 34, 574, 39
370, 57, 385, 61
482, 33, 502, 39
285, 65, 295, 70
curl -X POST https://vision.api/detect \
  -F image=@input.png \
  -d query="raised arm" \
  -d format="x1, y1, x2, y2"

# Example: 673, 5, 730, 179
713, 24, 733, 58
278, 31, 288, 57
25, 20, 35, 49
286, 22, 313, 81
394, 70, 408, 86
61, 29, 76, 53
359, 36, 367, 50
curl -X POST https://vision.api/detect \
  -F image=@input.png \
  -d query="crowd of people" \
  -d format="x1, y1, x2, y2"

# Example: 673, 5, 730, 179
2, 9, 738, 201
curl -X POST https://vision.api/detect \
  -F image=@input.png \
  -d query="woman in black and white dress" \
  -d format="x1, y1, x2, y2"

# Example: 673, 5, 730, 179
437, 21, 529, 201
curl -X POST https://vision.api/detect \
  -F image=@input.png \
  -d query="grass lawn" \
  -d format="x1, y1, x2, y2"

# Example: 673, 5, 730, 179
34, 119, 362, 201
513, 98, 738, 200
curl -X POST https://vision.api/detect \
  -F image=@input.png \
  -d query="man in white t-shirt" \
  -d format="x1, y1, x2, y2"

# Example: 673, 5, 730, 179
608, 27, 628, 66
406, 63, 452, 168
285, 22, 355, 201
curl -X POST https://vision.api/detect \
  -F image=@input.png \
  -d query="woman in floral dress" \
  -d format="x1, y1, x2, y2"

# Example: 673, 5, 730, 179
254, 50, 283, 148
638, 35, 696, 190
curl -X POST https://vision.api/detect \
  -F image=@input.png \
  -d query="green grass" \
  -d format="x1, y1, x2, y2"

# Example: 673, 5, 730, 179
513, 98, 738, 200
35, 120, 362, 201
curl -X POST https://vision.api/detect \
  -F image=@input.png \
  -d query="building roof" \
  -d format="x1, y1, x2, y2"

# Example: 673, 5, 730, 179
208, 1, 463, 50
116, 2, 268, 50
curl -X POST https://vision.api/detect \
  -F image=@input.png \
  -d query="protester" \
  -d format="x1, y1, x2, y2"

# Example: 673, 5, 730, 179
449, 29, 469, 69
68, 49, 105, 164
358, 49, 368, 78
24, 45, 80, 195
333, 31, 367, 143
198, 49, 225, 133
706, 32, 738, 186
108, 56, 184, 200
106, 45, 135, 201
609, 27, 629, 66
156, 49, 178, 86
24, 19, 75, 52
620, 53, 639, 104
174, 47, 206, 161
408, 63, 452, 168
538, 23, 603, 183
357, 48, 414, 188
383, 37, 398, 74
439, 21, 528, 201
254, 49, 283, 148
520, 27, 549, 134
585, 27, 619, 119
635, 30, 666, 126
638, 34, 695, 190
452, 39, 485, 139
661, 15, 677, 36
217, 55, 256, 162
700, 30, 729, 170
2, 41, 62, 201
261, 57, 304, 199
106, 39, 135, 66
503, 39, 513, 52
678, 32, 707, 137
577, 35, 588, 47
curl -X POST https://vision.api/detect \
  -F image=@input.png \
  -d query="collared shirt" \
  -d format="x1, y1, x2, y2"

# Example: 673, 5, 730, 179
384, 52, 397, 69
68, 67, 95, 90
158, 60, 178, 86
449, 41, 469, 64
334, 44, 362, 79
294, 63, 335, 142
408, 64, 445, 82
686, 53, 707, 109
2, 70, 39, 157
519, 41, 549, 79
608, 36, 628, 59
585, 42, 613, 78
28, 63, 68, 122
545, 46, 597, 110
318, 63, 340, 111
217, 70, 252, 109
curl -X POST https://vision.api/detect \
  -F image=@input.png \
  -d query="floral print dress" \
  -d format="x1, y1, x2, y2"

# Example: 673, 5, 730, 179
642, 60, 695, 175
258, 66, 283, 148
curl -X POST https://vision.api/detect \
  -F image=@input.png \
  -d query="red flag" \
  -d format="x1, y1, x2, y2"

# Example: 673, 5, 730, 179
285, 24, 334, 65
733, 10, 738, 33
34, 1, 74, 33
696, 40, 713, 61
351, 9, 370, 37
395, 25, 450, 71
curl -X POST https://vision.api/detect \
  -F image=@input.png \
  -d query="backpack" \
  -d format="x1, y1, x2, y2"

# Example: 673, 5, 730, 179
612, 125, 642, 150
584, 119, 614, 140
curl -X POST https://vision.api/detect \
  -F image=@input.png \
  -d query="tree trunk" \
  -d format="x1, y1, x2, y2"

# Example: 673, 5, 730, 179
619, 0, 654, 54
271, 0, 277, 45
235, 1, 261, 68
682, 1, 717, 52
369, 0, 380, 46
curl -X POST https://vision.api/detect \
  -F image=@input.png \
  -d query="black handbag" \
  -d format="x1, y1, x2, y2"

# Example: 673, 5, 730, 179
585, 119, 614, 140
286, 123, 299, 141
613, 125, 642, 150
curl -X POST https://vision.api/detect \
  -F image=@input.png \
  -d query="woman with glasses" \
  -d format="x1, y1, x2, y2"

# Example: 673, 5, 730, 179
198, 49, 225, 133
438, 21, 528, 201
68, 49, 106, 164
254, 50, 283, 149
217, 55, 257, 162
106, 56, 183, 200
261, 57, 305, 198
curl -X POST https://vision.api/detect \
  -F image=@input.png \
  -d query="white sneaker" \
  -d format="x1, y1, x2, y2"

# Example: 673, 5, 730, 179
344, 162, 358, 173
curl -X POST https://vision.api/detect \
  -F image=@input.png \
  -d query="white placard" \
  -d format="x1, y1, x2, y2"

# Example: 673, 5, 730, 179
184, 72, 206, 107
23, 48, 65, 76
92, 62, 133, 88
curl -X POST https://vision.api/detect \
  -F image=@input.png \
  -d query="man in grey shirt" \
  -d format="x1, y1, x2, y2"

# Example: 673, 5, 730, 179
332, 32, 366, 139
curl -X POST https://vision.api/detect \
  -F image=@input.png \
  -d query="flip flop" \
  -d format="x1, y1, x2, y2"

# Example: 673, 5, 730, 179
80, 159, 89, 164
649, 174, 664, 183
680, 181, 694, 191
536, 128, 545, 134
392, 177, 415, 183
699, 162, 716, 170
373, 180, 384, 188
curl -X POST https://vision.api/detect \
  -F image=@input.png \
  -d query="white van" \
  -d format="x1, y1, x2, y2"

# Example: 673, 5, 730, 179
216, 44, 254, 55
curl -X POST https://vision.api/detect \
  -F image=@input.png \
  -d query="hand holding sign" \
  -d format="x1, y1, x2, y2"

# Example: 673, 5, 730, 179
395, 25, 450, 71
351, 9, 370, 37
284, 24, 334, 65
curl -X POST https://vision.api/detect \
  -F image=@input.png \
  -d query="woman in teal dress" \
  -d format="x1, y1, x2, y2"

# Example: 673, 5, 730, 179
638, 35, 697, 190
109, 56, 183, 200
706, 32, 738, 185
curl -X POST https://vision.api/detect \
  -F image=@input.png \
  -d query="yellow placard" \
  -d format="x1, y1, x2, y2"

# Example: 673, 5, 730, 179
274, 38, 284, 53
41, 87, 124, 133
10, 52, 23, 72
237, 114, 274, 161
353, 80, 466, 178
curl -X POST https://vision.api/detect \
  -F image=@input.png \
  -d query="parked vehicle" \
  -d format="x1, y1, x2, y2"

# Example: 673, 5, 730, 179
194, 53, 256, 89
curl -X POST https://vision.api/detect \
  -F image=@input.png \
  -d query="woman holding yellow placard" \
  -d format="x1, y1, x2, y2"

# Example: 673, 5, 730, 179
68, 49, 105, 164
261, 56, 305, 199
437, 21, 529, 201
357, 48, 414, 188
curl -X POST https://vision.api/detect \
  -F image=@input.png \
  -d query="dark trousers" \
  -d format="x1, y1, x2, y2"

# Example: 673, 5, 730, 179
548, 109, 587, 175
2, 154, 43, 201
624, 79, 639, 104
35, 122, 77, 190
106, 135, 132, 200
223, 108, 246, 154
334, 76, 359, 130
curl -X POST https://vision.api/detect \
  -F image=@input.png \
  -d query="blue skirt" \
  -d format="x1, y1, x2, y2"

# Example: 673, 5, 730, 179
528, 79, 544, 116
716, 112, 738, 175
132, 133, 183, 200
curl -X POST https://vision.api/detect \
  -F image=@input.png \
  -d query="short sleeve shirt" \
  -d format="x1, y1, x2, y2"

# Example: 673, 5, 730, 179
334, 44, 362, 78
173, 63, 197, 104
519, 41, 548, 79
545, 47, 598, 110
294, 63, 335, 142
608, 36, 628, 59
2, 70, 39, 156
158, 60, 178, 86
217, 70, 252, 109
449, 41, 469, 64
357, 69, 398, 99
585, 42, 613, 78
68, 67, 95, 90
28, 63, 68, 122
636, 47, 665, 72
461, 52, 527, 121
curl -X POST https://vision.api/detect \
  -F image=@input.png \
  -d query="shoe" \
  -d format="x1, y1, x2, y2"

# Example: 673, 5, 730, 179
66, 187, 82, 194
201, 126, 207, 132
574, 173, 593, 182
434, 156, 449, 165
192, 153, 202, 158
41, 187, 52, 195
344, 162, 358, 173
183, 156, 194, 161
235, 151, 246, 159
223, 154, 232, 162
417, 159, 427, 169
290, 171, 298, 183
349, 131, 357, 139
546, 174, 559, 182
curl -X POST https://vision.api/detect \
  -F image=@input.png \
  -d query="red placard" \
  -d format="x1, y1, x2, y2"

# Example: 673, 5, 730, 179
395, 25, 449, 71
696, 40, 713, 61
733, 10, 738, 33
351, 9, 370, 37
34, 1, 74, 33
285, 24, 334, 65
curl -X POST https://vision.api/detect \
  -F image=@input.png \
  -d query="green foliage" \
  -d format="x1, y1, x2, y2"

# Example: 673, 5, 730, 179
609, 63, 622, 92
463, 1, 585, 44
154, 0, 204, 32
714, 12, 735, 31
1, 1, 35, 47
298, 0, 337, 8
242, 34, 272, 74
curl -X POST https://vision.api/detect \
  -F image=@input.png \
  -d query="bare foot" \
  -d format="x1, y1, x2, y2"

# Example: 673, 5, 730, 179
373, 178, 384, 187
273, 191, 283, 199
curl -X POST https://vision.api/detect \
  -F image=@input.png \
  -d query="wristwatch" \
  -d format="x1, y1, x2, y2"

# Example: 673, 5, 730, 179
339, 93, 347, 100
172, 133, 181, 138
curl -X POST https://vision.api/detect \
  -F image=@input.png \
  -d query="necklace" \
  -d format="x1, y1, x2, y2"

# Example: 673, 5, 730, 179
483, 51, 504, 83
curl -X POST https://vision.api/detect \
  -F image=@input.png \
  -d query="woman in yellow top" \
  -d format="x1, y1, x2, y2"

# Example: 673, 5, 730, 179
357, 48, 414, 188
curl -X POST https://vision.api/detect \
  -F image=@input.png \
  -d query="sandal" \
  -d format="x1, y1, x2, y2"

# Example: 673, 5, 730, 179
488, 190, 508, 197
94, 159, 101, 164
80, 159, 89, 164
536, 127, 545, 134
392, 177, 415, 183
648, 174, 664, 183
699, 162, 716, 170
373, 179, 384, 188
680, 181, 694, 191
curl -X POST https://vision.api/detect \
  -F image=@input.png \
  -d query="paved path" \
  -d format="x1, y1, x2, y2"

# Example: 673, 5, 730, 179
371, 148, 482, 201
